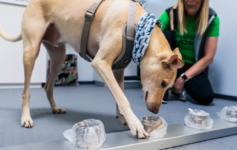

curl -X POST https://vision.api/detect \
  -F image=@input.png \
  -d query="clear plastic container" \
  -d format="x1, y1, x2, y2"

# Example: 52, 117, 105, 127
63, 119, 106, 149
217, 106, 237, 122
141, 116, 167, 139
184, 108, 213, 130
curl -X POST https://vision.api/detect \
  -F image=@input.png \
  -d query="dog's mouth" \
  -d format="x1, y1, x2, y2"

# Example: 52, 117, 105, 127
145, 91, 148, 103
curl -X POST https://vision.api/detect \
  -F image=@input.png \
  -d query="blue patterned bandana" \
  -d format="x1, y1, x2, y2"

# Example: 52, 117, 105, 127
132, 13, 161, 65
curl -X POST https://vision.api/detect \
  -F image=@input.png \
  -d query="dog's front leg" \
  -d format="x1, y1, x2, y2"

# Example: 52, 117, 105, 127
92, 60, 149, 138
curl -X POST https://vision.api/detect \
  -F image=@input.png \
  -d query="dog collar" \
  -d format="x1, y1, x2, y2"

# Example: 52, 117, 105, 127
131, 13, 161, 66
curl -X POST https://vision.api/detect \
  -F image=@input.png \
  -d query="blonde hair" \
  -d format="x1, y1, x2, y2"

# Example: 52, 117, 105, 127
170, 0, 209, 35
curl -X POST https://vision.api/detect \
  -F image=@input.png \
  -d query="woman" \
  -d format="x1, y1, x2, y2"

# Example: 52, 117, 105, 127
159, 0, 220, 105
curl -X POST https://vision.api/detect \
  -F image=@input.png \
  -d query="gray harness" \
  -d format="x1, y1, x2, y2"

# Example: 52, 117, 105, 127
79, 0, 137, 70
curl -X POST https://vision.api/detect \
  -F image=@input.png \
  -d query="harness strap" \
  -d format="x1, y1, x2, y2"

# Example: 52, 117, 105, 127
127, 0, 136, 38
80, 0, 103, 61
112, 0, 136, 69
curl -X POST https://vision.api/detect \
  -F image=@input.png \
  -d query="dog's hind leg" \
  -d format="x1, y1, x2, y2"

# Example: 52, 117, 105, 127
113, 69, 128, 126
43, 42, 66, 114
21, 20, 47, 128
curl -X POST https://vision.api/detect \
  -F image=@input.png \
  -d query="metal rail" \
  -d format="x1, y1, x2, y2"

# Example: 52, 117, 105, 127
1, 119, 237, 150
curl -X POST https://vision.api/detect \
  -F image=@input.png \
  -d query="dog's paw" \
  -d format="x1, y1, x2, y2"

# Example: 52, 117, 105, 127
52, 107, 66, 114
21, 117, 34, 128
128, 117, 149, 139
122, 109, 149, 139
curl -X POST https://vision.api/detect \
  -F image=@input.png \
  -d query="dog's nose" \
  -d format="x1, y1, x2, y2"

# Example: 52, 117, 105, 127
147, 103, 160, 114
150, 107, 159, 114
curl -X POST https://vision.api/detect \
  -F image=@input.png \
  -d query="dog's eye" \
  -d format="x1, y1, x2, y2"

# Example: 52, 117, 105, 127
161, 81, 167, 88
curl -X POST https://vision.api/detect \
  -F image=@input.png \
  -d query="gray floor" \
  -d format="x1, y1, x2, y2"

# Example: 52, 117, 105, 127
0, 84, 237, 149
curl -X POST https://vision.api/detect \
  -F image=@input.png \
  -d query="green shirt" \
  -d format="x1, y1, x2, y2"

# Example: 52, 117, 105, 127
159, 11, 220, 64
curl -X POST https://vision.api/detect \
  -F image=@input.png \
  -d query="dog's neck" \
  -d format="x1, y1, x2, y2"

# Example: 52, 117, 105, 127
132, 12, 162, 65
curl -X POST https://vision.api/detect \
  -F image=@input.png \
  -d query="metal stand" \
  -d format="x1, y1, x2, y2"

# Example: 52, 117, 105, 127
1, 119, 237, 150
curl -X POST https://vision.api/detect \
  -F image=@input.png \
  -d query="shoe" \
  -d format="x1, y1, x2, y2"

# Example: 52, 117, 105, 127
162, 100, 168, 104
171, 91, 187, 102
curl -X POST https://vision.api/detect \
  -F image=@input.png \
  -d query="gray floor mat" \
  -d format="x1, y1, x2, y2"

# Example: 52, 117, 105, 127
0, 84, 236, 149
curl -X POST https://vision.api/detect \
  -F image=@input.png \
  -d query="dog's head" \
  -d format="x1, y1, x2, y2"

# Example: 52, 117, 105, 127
140, 26, 184, 114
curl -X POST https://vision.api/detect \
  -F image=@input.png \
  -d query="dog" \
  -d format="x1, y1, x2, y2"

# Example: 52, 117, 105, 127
0, 0, 184, 138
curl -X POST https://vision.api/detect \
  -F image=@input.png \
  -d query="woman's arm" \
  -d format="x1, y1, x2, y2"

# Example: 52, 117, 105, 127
185, 36, 219, 79
172, 37, 218, 94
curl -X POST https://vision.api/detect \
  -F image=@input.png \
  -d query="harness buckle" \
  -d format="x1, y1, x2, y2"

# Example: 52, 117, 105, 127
85, 10, 94, 21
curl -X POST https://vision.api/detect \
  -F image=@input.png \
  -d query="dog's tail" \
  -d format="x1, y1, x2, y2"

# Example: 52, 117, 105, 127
0, 27, 22, 42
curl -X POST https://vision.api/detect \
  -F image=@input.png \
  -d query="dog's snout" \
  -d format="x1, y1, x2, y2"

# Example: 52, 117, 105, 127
147, 103, 160, 114
150, 107, 159, 114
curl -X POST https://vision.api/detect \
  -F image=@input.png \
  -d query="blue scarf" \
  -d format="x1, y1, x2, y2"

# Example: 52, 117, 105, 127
131, 13, 161, 65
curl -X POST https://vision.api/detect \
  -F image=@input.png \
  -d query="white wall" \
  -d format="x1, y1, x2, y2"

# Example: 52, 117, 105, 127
145, 0, 237, 97
145, 0, 177, 17
208, 0, 237, 97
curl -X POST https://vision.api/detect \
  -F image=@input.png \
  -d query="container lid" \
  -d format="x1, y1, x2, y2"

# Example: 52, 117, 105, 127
188, 108, 209, 117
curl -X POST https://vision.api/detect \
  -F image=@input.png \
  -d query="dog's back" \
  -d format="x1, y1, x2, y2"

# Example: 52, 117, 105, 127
21, 0, 146, 57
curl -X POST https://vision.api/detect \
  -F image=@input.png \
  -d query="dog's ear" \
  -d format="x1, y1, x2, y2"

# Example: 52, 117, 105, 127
161, 51, 184, 69
167, 54, 184, 69
173, 48, 182, 60
159, 49, 184, 69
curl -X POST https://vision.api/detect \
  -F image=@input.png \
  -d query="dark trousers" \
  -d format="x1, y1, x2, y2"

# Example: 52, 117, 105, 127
163, 31, 214, 105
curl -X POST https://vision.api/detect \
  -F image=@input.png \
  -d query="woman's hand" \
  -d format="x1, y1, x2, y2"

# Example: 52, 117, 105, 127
172, 76, 185, 94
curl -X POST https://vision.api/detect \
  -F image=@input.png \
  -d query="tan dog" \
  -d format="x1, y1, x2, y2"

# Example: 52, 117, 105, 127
0, 0, 184, 138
